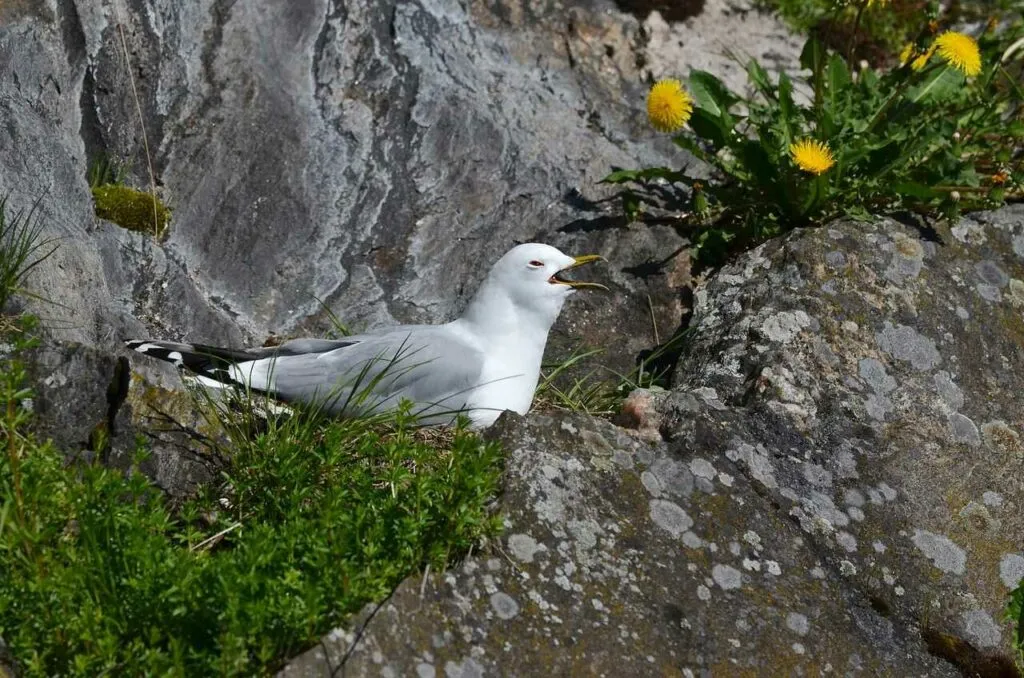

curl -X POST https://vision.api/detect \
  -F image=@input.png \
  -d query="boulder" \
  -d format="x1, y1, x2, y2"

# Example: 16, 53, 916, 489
662, 206, 1024, 673
281, 204, 1024, 676
25, 340, 220, 498
281, 411, 955, 676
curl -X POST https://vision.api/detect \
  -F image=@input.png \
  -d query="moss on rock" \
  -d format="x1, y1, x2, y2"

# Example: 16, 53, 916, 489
91, 184, 170, 237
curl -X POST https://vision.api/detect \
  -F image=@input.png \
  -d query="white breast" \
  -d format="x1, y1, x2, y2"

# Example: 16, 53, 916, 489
458, 327, 546, 428
466, 359, 539, 427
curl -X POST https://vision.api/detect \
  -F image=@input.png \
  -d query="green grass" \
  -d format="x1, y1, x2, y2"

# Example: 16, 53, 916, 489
533, 330, 688, 416
0, 338, 503, 675
0, 196, 56, 312
0, 198, 504, 675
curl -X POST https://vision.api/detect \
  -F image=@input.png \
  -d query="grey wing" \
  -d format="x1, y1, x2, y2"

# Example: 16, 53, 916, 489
248, 327, 486, 420
260, 326, 432, 357
269, 338, 360, 355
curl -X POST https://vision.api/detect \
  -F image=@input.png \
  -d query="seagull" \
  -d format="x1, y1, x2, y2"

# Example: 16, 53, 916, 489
126, 243, 606, 428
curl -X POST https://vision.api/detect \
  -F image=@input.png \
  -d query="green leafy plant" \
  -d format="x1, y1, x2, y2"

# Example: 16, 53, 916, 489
1012, 581, 1024, 666
608, 5, 1023, 266
0, 355, 503, 675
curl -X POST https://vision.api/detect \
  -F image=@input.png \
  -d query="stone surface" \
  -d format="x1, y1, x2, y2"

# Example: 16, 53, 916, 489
0, 0, 805, 377
282, 413, 954, 676
25, 340, 219, 497
283, 206, 1024, 676
660, 205, 1024, 673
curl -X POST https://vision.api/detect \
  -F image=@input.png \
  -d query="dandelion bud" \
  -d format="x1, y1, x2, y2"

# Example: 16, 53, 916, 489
950, 191, 961, 202
694, 191, 709, 215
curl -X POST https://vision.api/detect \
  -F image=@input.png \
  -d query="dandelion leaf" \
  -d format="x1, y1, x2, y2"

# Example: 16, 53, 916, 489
907, 66, 964, 104
688, 70, 738, 120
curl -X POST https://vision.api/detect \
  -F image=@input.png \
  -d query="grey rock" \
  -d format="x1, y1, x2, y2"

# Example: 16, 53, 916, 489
1, 0, 699, 385
282, 414, 954, 676
663, 209, 1024, 672
24, 341, 219, 498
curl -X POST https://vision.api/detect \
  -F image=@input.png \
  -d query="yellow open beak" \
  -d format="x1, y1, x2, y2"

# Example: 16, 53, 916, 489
549, 254, 608, 290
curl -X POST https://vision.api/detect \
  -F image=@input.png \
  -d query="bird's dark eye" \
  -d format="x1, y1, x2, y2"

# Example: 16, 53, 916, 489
528, 260, 544, 268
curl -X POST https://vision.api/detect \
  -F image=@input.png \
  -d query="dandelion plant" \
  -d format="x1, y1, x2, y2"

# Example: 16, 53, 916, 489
607, 1, 1023, 266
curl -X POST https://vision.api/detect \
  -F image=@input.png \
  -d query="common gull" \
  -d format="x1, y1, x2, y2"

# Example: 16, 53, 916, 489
127, 243, 606, 427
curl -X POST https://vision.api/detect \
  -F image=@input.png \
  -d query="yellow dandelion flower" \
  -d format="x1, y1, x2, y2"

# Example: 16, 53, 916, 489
790, 139, 835, 175
647, 79, 693, 133
934, 31, 982, 77
899, 43, 934, 71
865, 0, 888, 7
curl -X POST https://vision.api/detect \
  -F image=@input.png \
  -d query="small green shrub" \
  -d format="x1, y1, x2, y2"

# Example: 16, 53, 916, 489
0, 320, 503, 675
609, 5, 1023, 266
91, 183, 171, 237
1011, 582, 1024, 666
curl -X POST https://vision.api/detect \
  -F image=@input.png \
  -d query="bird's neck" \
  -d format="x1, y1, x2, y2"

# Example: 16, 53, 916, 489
457, 283, 559, 353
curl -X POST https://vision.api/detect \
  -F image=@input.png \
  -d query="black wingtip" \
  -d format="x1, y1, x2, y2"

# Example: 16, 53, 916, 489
124, 339, 255, 388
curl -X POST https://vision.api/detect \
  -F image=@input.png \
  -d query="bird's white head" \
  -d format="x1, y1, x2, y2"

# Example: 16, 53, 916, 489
462, 243, 606, 333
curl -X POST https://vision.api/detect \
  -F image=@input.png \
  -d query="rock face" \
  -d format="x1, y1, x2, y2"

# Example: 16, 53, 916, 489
283, 207, 1024, 676
0, 0, 803, 375
0, 0, 804, 492
664, 206, 1024, 674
